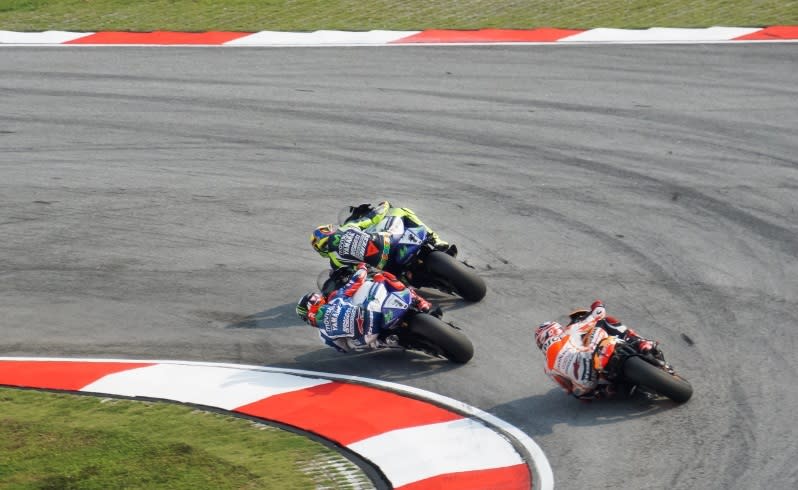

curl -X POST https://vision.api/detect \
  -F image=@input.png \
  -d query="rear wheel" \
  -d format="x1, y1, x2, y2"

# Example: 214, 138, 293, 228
407, 313, 474, 364
622, 356, 693, 403
425, 251, 486, 302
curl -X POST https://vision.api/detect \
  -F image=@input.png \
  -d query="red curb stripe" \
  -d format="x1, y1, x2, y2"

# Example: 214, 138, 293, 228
0, 360, 152, 391
393, 28, 585, 43
65, 31, 251, 45
395, 464, 531, 490
235, 381, 462, 446
733, 25, 798, 40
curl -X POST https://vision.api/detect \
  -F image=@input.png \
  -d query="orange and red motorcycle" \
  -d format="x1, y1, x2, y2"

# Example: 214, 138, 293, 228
593, 335, 693, 403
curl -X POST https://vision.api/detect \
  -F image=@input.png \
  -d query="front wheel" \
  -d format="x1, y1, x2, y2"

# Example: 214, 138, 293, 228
424, 251, 487, 302
406, 313, 474, 364
622, 356, 693, 403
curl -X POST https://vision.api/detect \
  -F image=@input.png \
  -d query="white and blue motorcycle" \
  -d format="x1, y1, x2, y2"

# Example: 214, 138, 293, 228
321, 268, 475, 364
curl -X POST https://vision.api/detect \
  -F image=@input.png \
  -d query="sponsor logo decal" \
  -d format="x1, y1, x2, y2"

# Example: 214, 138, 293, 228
338, 229, 369, 260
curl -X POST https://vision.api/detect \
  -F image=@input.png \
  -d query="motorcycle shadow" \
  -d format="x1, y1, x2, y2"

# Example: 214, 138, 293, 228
221, 303, 467, 382
273, 347, 463, 383
222, 304, 299, 330
414, 289, 474, 313
491, 388, 685, 437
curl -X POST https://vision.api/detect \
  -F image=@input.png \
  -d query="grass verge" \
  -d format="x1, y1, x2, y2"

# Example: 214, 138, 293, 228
0, 387, 372, 490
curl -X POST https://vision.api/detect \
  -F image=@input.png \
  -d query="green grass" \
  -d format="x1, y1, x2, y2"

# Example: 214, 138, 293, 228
0, 0, 795, 32
0, 387, 371, 490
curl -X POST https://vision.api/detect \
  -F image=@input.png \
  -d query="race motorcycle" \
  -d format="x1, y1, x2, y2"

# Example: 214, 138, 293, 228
321, 268, 474, 364
593, 334, 693, 403
322, 205, 487, 302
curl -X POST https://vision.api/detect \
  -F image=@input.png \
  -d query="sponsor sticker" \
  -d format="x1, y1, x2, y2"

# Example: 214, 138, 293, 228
338, 229, 369, 260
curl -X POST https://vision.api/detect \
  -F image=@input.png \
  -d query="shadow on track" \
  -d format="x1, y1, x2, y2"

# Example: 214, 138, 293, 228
491, 388, 688, 437
273, 347, 464, 383
223, 304, 298, 330
222, 300, 472, 383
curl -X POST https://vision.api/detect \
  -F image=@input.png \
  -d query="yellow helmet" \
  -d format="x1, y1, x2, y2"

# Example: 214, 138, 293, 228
311, 224, 336, 256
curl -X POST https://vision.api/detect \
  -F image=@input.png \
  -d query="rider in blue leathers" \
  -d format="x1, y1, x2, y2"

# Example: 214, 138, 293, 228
296, 262, 431, 353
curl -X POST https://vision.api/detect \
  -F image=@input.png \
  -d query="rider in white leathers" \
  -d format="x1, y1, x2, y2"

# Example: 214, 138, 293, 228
535, 300, 657, 400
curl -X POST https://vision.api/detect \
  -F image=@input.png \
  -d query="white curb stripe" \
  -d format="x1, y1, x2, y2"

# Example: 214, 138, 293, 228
349, 417, 524, 488
227, 29, 420, 45
0, 30, 94, 44
80, 363, 331, 411
560, 26, 761, 43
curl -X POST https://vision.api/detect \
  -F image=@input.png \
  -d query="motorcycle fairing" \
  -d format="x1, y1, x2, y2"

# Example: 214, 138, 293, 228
594, 337, 618, 370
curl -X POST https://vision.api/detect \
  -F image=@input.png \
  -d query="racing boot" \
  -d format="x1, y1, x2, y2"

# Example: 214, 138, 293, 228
384, 334, 400, 347
625, 329, 659, 356
429, 231, 457, 257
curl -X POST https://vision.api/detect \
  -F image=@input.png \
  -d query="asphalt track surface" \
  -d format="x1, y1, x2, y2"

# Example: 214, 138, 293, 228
1, 44, 797, 489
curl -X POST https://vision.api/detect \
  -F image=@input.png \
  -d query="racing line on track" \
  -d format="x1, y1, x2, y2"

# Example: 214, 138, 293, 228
0, 358, 553, 490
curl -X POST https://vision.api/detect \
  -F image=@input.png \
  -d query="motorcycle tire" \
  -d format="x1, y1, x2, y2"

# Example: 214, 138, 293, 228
425, 251, 487, 302
622, 356, 693, 403
407, 313, 474, 364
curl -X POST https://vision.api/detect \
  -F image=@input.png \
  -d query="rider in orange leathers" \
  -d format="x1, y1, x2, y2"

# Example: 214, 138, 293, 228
534, 300, 658, 400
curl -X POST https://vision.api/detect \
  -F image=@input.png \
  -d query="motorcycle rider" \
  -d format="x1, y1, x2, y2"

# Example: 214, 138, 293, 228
296, 262, 432, 353
534, 300, 659, 400
310, 201, 455, 271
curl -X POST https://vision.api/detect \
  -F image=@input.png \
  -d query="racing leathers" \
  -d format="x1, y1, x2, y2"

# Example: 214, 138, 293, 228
343, 201, 447, 248
307, 263, 430, 353
324, 201, 451, 270
537, 302, 657, 400
323, 226, 393, 270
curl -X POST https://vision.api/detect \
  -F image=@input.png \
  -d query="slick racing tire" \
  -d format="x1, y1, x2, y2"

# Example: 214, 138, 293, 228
425, 251, 487, 302
622, 356, 693, 403
408, 313, 474, 364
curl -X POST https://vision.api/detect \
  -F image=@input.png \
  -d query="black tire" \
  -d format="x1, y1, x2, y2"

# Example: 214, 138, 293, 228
622, 356, 693, 403
425, 251, 487, 302
407, 313, 474, 364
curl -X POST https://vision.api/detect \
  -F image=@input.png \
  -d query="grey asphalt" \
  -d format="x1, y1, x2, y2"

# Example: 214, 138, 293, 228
1, 44, 797, 490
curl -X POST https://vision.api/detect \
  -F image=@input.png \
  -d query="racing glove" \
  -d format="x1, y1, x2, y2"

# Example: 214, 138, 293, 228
589, 300, 606, 320
409, 289, 432, 313
624, 328, 656, 354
